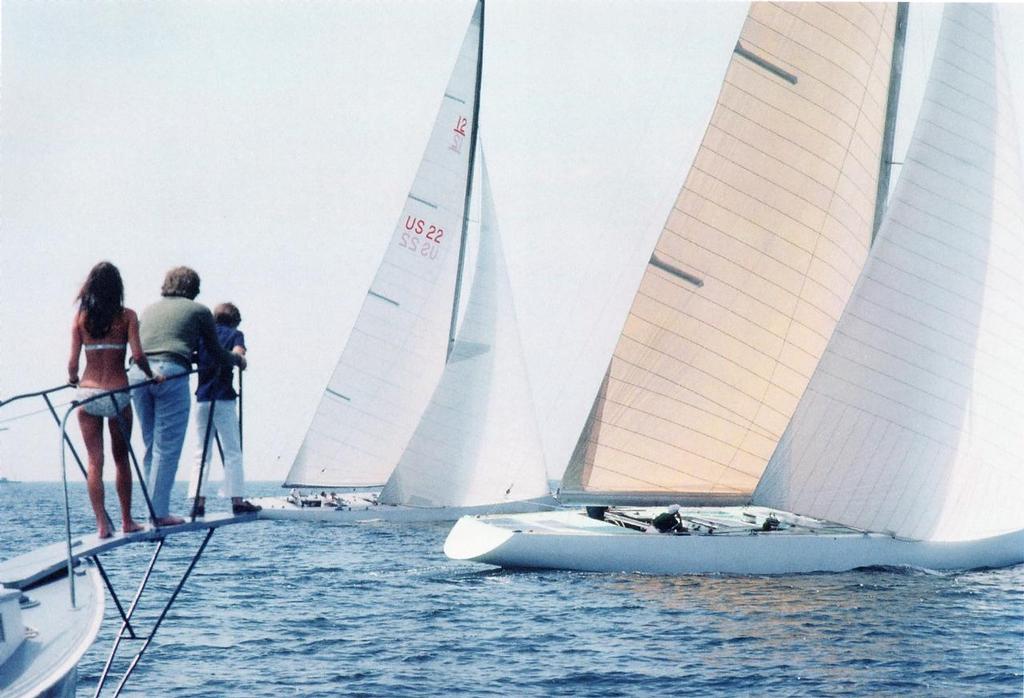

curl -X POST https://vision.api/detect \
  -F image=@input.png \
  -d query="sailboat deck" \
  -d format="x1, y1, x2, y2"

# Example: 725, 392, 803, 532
0, 512, 259, 589
475, 506, 863, 537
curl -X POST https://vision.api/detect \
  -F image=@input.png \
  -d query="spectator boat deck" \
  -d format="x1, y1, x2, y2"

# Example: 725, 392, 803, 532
0, 512, 258, 590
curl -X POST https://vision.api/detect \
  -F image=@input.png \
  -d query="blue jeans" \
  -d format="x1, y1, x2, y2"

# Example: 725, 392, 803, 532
129, 361, 190, 518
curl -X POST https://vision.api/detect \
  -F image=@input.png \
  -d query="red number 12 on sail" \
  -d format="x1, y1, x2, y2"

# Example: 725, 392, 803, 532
450, 116, 468, 153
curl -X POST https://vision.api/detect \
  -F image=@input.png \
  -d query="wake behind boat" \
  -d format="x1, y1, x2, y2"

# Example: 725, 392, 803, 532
445, 3, 1024, 575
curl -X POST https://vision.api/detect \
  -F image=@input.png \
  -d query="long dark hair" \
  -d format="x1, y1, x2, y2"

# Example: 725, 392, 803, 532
77, 261, 124, 338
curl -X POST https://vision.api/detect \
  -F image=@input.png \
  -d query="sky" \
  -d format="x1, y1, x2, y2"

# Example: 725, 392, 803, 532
2, 1, 1023, 484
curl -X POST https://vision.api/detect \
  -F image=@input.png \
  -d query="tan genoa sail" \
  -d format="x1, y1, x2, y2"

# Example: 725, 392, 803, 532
754, 3, 1024, 542
562, 2, 901, 503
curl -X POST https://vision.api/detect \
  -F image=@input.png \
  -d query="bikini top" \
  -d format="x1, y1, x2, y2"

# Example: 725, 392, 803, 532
84, 343, 127, 351
81, 311, 129, 352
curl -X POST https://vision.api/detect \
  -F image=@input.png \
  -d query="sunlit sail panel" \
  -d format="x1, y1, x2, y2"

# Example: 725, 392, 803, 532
755, 4, 1024, 542
562, 3, 900, 502
380, 153, 550, 508
285, 3, 482, 488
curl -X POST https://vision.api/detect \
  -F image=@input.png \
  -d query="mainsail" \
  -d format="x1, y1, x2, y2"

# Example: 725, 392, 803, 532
562, 2, 903, 503
380, 152, 550, 507
285, 2, 483, 488
754, 3, 1024, 542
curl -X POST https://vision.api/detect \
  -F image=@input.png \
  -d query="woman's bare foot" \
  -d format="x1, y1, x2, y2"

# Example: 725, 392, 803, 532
153, 515, 185, 527
123, 520, 145, 534
97, 527, 113, 539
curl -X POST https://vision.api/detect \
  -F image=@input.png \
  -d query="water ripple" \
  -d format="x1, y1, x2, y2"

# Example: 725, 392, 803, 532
1, 483, 1021, 697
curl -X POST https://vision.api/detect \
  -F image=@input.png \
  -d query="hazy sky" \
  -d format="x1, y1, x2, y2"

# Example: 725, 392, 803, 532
2, 1, 1022, 484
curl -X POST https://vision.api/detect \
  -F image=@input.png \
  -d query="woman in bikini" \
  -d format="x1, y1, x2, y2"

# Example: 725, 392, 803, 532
68, 261, 162, 538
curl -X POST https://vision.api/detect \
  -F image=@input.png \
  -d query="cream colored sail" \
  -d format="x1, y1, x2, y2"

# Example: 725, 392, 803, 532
754, 4, 1024, 542
380, 151, 550, 508
285, 2, 482, 488
563, 3, 901, 502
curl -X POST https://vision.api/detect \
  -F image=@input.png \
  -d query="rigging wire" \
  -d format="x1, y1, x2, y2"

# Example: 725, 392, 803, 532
0, 401, 74, 425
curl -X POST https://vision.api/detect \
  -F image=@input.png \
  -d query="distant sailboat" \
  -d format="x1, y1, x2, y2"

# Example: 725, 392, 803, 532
446, 2, 1024, 573
377, 151, 552, 512
0, 425, 14, 483
256, 0, 553, 521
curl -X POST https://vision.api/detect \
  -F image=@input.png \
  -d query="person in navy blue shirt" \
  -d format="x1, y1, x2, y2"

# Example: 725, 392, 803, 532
187, 302, 260, 516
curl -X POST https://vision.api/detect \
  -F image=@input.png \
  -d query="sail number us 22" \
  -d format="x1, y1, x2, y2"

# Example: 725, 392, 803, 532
399, 216, 444, 259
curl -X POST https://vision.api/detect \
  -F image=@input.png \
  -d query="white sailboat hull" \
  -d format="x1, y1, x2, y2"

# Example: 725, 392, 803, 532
444, 510, 1024, 575
253, 492, 562, 523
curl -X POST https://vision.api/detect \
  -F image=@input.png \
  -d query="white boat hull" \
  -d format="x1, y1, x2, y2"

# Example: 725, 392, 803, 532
0, 562, 105, 698
253, 492, 562, 523
444, 509, 1024, 574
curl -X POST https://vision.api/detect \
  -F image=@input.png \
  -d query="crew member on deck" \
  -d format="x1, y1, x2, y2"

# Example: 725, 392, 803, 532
649, 504, 686, 534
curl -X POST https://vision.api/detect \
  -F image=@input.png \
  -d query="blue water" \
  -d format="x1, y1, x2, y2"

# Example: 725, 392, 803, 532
1, 482, 1021, 697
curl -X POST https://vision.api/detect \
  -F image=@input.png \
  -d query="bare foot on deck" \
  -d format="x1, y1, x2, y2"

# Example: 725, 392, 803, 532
123, 521, 145, 534
153, 515, 185, 527
97, 527, 113, 540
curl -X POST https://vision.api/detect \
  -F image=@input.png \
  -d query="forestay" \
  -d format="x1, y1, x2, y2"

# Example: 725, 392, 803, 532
563, 3, 900, 502
754, 4, 1024, 542
286, 2, 482, 488
381, 153, 550, 508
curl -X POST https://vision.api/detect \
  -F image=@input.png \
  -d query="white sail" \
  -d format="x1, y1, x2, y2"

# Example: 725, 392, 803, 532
380, 151, 550, 507
562, 3, 901, 502
754, 4, 1024, 542
285, 2, 482, 488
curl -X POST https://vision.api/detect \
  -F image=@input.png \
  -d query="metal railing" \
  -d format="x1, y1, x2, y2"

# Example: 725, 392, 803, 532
1, 364, 248, 696
0, 364, 244, 607
60, 373, 190, 606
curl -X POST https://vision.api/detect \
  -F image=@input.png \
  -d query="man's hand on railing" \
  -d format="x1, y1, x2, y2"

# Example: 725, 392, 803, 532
68, 374, 80, 387
230, 345, 247, 371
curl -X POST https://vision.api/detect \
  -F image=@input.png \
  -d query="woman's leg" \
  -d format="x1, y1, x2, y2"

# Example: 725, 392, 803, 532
78, 409, 111, 538
108, 406, 144, 533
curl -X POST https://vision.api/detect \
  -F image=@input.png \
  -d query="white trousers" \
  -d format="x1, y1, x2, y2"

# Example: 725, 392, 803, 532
188, 399, 244, 499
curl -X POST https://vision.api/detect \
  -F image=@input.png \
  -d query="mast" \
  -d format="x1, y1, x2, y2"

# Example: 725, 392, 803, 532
872, 1, 909, 242
447, 0, 485, 360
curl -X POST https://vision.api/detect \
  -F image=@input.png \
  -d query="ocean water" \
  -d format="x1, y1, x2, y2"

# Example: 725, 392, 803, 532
0, 481, 1021, 697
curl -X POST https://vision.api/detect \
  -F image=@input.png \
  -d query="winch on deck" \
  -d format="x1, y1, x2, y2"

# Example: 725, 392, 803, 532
587, 506, 837, 536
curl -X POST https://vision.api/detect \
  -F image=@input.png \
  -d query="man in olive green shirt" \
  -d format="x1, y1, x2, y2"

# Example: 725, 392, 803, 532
129, 266, 245, 525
